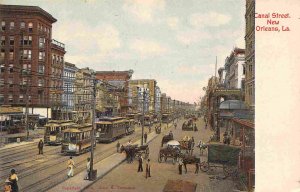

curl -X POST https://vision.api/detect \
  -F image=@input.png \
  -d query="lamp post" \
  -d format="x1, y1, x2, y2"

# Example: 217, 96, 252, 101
138, 85, 148, 146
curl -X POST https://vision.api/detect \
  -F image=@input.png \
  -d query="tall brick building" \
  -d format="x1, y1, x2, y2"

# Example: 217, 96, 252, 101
0, 5, 65, 118
245, 0, 255, 109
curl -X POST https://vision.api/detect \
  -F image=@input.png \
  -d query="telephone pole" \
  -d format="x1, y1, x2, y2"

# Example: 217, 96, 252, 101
89, 77, 97, 180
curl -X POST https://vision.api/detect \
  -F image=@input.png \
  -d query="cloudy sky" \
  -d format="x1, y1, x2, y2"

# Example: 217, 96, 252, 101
5, 0, 245, 103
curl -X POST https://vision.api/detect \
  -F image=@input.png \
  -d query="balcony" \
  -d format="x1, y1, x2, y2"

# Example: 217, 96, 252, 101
51, 39, 65, 51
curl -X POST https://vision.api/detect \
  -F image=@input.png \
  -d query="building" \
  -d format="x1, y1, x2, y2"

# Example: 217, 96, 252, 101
217, 67, 226, 88
129, 79, 157, 114
155, 86, 161, 114
73, 68, 94, 124
0, 5, 64, 118
95, 70, 133, 115
245, 0, 255, 109
50, 39, 66, 119
224, 48, 245, 90
62, 62, 78, 120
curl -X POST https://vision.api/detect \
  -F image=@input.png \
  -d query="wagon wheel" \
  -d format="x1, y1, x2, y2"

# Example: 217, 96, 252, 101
200, 161, 209, 172
223, 165, 236, 178
158, 153, 162, 163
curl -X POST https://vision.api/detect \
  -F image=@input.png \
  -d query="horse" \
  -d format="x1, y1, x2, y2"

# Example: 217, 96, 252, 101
161, 134, 173, 147
120, 144, 138, 163
180, 154, 200, 173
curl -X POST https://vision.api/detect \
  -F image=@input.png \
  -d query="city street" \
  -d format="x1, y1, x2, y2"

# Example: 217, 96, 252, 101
0, 125, 146, 192
84, 118, 236, 192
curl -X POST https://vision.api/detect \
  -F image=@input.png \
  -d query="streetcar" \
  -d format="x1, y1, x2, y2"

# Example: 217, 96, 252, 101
61, 123, 95, 155
125, 119, 135, 135
95, 117, 127, 143
126, 113, 139, 124
144, 115, 153, 126
44, 120, 76, 145
162, 113, 171, 123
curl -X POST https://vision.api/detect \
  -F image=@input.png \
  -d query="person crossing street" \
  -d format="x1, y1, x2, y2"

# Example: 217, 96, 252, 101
137, 155, 143, 172
38, 139, 44, 155
67, 157, 75, 178
144, 132, 148, 143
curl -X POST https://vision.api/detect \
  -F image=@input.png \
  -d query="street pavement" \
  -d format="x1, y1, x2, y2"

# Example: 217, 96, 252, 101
84, 118, 237, 192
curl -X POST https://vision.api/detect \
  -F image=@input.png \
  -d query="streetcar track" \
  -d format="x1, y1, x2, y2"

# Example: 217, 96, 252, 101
0, 126, 147, 191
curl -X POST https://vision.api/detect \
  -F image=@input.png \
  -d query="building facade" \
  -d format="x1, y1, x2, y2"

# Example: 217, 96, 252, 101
224, 48, 245, 90
0, 5, 66, 118
129, 79, 157, 114
74, 68, 94, 124
62, 62, 78, 120
155, 86, 161, 113
245, 0, 255, 109
50, 39, 65, 119
95, 70, 133, 115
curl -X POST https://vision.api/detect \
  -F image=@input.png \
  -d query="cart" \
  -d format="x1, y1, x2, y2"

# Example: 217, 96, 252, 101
200, 142, 241, 177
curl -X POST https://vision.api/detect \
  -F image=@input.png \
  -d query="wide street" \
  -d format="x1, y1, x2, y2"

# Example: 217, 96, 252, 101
84, 117, 236, 192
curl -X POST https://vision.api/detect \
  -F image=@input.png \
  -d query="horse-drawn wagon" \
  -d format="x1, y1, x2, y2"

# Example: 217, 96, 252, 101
120, 144, 149, 163
200, 142, 241, 177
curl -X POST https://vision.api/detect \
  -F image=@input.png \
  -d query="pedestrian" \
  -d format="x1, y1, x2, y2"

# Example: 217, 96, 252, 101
174, 123, 177, 129
38, 139, 44, 155
194, 124, 198, 131
116, 141, 120, 153
8, 169, 18, 192
67, 156, 75, 178
137, 155, 143, 172
145, 159, 151, 178
178, 158, 183, 175
84, 158, 90, 180
144, 132, 148, 143
195, 162, 199, 174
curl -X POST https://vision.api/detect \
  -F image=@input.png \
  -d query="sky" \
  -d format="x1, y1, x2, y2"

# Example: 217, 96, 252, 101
4, 0, 245, 103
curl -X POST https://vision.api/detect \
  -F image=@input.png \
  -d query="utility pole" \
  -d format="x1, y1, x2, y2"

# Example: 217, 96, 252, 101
141, 88, 146, 146
89, 77, 96, 180
25, 83, 29, 140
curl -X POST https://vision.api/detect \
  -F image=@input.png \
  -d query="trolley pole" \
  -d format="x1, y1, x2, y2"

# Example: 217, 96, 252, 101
90, 78, 96, 180
141, 89, 145, 146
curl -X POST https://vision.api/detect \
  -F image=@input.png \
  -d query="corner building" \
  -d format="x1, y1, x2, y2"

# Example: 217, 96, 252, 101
0, 5, 65, 118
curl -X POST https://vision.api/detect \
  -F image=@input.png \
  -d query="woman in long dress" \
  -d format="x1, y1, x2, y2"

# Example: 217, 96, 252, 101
67, 157, 75, 178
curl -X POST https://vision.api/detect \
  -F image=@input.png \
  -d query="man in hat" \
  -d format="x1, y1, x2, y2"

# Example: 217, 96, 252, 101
38, 139, 44, 155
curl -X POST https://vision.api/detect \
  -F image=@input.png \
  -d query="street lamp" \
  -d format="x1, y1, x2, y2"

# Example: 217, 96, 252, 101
138, 85, 149, 145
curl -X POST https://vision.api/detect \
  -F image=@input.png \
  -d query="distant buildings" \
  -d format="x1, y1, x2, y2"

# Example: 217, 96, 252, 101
245, 0, 255, 109
155, 86, 161, 113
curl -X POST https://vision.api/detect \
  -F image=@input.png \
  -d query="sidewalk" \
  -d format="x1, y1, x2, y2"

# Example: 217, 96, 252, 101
47, 125, 168, 192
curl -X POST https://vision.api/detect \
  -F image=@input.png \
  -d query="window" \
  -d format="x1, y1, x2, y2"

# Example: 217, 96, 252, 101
8, 94, 13, 103
0, 49, 4, 61
21, 50, 32, 60
39, 37, 45, 48
28, 22, 33, 32
20, 21, 25, 29
8, 78, 13, 88
0, 94, 4, 103
0, 78, 4, 88
9, 36, 14, 46
10, 22, 14, 30
1, 36, 5, 45
60, 56, 64, 64
28, 95, 32, 103
9, 49, 14, 60
0, 64, 4, 73
19, 94, 24, 103
52, 55, 55, 65
38, 64, 45, 74
1, 21, 5, 31
39, 51, 45, 61
21, 36, 32, 46
21, 78, 27, 85
9, 64, 13, 73
22, 63, 31, 74
38, 79, 44, 87
44, 26, 47, 32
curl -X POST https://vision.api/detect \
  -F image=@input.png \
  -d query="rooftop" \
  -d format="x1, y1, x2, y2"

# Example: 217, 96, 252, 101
0, 4, 57, 23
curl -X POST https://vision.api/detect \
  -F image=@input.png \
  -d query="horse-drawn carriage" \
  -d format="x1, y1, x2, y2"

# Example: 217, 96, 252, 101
155, 126, 161, 134
158, 144, 181, 164
200, 142, 241, 178
120, 144, 150, 163
182, 119, 194, 131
